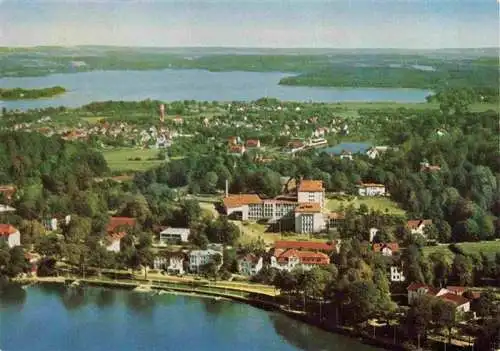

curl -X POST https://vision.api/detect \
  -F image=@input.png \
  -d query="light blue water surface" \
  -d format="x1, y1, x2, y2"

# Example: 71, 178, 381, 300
0, 284, 382, 351
0, 69, 431, 110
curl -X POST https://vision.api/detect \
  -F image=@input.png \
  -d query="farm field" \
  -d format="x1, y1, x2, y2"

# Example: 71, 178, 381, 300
423, 241, 500, 260
101, 148, 165, 172
327, 196, 406, 216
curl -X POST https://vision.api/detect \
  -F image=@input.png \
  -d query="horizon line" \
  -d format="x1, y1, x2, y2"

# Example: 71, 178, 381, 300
1, 45, 499, 51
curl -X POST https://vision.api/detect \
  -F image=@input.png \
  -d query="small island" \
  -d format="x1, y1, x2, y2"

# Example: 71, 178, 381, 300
0, 86, 66, 100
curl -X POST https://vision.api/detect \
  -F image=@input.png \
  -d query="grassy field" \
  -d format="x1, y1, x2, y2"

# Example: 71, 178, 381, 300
102, 148, 165, 172
327, 196, 406, 216
423, 241, 500, 260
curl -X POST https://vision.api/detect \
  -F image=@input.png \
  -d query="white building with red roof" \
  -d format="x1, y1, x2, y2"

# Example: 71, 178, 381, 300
372, 243, 400, 256
245, 139, 261, 149
407, 219, 433, 237
0, 224, 20, 248
407, 283, 471, 312
297, 180, 325, 209
271, 248, 330, 272
294, 202, 325, 234
105, 217, 137, 253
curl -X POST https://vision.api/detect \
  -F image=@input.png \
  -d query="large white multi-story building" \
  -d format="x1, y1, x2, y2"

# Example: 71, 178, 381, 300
294, 203, 325, 234
297, 180, 325, 209
223, 180, 327, 234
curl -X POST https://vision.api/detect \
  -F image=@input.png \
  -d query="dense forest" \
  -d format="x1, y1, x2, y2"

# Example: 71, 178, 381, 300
279, 63, 499, 92
0, 86, 66, 100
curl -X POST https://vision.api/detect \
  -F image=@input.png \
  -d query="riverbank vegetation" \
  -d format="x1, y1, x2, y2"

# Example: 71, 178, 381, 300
0, 86, 66, 100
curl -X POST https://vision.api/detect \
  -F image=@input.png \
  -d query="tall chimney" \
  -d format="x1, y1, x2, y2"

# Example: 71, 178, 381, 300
225, 179, 229, 198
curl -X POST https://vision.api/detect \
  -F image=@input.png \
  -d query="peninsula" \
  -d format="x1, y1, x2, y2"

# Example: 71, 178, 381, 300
0, 86, 66, 100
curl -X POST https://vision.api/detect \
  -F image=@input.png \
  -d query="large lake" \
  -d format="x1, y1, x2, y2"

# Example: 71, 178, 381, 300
0, 69, 431, 110
0, 284, 381, 351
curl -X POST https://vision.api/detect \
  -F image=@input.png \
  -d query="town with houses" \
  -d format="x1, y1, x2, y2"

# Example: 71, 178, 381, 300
0, 97, 498, 351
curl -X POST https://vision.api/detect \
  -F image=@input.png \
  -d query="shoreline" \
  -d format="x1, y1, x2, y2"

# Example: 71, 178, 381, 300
12, 276, 409, 351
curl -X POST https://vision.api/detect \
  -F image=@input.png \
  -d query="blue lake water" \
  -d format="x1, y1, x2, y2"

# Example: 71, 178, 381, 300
0, 284, 381, 351
0, 69, 431, 110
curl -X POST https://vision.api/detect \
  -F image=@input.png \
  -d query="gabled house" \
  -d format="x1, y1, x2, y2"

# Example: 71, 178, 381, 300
407, 219, 433, 237
245, 139, 261, 149
407, 283, 471, 312
439, 293, 471, 313
270, 249, 330, 272
372, 243, 400, 256
105, 217, 137, 252
237, 254, 263, 276
154, 252, 187, 275
229, 145, 246, 156
0, 224, 20, 248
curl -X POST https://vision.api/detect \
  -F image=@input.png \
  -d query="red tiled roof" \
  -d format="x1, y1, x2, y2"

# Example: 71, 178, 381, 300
445, 286, 467, 295
107, 217, 136, 233
298, 180, 324, 192
359, 183, 385, 188
229, 145, 245, 153
295, 202, 321, 213
407, 219, 433, 230
440, 293, 470, 306
245, 139, 260, 147
275, 240, 336, 252
0, 224, 17, 236
372, 243, 400, 253
108, 231, 127, 242
276, 249, 330, 265
407, 283, 429, 292
223, 194, 262, 208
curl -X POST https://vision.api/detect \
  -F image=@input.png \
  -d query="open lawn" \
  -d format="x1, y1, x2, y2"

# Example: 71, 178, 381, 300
234, 221, 329, 246
423, 241, 500, 260
101, 148, 165, 172
327, 196, 406, 216
81, 116, 107, 124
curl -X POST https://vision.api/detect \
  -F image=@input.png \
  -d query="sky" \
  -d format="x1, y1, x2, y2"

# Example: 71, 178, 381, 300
0, 0, 498, 48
